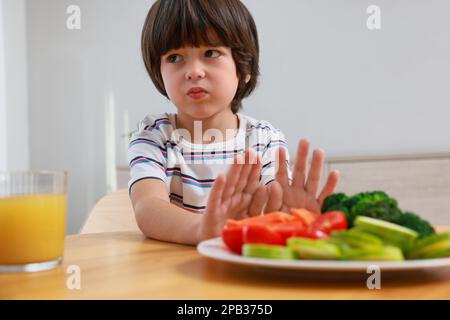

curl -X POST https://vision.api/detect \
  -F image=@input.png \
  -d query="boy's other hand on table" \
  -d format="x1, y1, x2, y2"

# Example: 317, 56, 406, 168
265, 139, 340, 214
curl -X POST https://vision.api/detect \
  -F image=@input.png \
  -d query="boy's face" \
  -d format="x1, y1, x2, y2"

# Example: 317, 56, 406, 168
160, 43, 240, 120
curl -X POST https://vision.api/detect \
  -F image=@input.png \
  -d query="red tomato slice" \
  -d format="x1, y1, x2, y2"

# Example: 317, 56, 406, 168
308, 211, 348, 234
221, 226, 244, 254
243, 224, 285, 246
290, 208, 320, 226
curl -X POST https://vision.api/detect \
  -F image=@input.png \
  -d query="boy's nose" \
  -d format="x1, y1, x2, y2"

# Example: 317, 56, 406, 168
185, 62, 206, 80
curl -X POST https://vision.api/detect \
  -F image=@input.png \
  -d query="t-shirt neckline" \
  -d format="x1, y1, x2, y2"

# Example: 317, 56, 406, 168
168, 112, 248, 151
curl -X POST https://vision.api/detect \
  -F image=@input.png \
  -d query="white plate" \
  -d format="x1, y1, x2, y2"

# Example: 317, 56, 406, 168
197, 237, 450, 272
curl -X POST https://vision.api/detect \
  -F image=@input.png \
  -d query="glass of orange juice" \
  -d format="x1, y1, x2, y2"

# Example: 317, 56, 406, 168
0, 171, 67, 272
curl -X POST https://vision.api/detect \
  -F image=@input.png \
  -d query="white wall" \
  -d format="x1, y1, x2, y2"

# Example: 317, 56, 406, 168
26, 0, 170, 234
25, 0, 450, 233
0, 0, 29, 171
0, 1, 6, 171
104, 0, 450, 166
27, 0, 108, 234
242, 0, 450, 157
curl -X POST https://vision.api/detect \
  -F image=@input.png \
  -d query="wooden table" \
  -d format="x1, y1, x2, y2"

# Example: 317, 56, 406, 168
1, 228, 450, 300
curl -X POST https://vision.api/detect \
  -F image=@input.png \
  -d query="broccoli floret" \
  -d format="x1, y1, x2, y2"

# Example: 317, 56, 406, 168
325, 204, 350, 215
321, 193, 351, 222
321, 193, 349, 213
320, 191, 436, 237
349, 197, 403, 227
395, 211, 435, 238
343, 191, 394, 209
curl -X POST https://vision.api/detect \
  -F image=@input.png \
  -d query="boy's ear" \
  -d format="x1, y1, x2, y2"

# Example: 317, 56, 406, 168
244, 74, 251, 83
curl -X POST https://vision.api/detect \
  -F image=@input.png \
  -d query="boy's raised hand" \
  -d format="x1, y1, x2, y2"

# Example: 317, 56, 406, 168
198, 149, 267, 242
265, 139, 340, 214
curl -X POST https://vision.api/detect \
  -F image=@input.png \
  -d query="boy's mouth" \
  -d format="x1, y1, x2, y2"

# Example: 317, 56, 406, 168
187, 87, 208, 100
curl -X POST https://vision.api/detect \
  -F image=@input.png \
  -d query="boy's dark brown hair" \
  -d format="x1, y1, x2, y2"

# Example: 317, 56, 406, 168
141, 0, 260, 114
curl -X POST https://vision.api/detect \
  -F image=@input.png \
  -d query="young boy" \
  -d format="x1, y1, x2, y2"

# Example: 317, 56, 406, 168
129, 0, 340, 245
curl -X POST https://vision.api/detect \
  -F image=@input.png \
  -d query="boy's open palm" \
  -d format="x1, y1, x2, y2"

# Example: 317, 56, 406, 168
265, 139, 340, 214
199, 149, 267, 241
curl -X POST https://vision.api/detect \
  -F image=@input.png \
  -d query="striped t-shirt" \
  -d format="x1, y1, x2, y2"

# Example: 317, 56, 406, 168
128, 112, 292, 213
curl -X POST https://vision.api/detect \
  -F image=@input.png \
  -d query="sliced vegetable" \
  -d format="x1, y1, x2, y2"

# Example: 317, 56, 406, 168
340, 245, 404, 261
287, 238, 341, 260
290, 208, 319, 226
354, 216, 418, 251
294, 227, 329, 240
225, 212, 294, 228
221, 226, 244, 254
243, 224, 285, 246
242, 244, 296, 260
330, 229, 384, 251
407, 232, 450, 259
221, 211, 329, 254
308, 211, 348, 234
269, 221, 307, 244
419, 248, 450, 259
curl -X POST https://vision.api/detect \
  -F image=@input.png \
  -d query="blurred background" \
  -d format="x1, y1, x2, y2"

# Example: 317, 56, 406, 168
1, 0, 449, 234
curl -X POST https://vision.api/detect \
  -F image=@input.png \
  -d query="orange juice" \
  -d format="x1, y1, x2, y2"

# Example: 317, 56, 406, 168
0, 193, 66, 265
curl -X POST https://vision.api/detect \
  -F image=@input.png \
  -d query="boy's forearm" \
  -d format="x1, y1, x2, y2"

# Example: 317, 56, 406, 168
134, 197, 202, 245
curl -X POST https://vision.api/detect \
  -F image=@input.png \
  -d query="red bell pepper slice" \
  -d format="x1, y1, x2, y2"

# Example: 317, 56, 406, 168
221, 226, 244, 254
289, 208, 320, 226
225, 211, 294, 228
268, 221, 307, 244
222, 212, 294, 254
242, 224, 285, 246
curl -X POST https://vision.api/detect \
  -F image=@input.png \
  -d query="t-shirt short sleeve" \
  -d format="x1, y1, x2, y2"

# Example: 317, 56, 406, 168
127, 115, 169, 193
259, 129, 293, 186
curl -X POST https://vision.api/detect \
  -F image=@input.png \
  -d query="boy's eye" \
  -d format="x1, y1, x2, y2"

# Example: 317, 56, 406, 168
167, 54, 182, 63
205, 50, 220, 58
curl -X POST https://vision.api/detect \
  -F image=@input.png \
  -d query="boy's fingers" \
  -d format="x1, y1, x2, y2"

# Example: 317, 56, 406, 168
317, 170, 340, 206
292, 139, 310, 188
275, 148, 290, 188
234, 149, 254, 195
248, 185, 268, 217
206, 174, 226, 212
221, 161, 243, 203
305, 148, 324, 197
243, 153, 262, 195
264, 181, 283, 213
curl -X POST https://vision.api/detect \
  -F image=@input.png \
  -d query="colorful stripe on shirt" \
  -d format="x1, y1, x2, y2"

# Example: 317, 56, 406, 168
166, 168, 215, 188
249, 123, 279, 131
169, 193, 206, 213
143, 117, 172, 132
181, 149, 244, 160
129, 156, 165, 171
129, 141, 286, 162
129, 139, 178, 158
252, 140, 287, 152
130, 142, 252, 161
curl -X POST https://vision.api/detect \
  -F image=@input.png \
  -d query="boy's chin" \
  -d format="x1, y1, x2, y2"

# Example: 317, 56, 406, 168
180, 106, 227, 120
